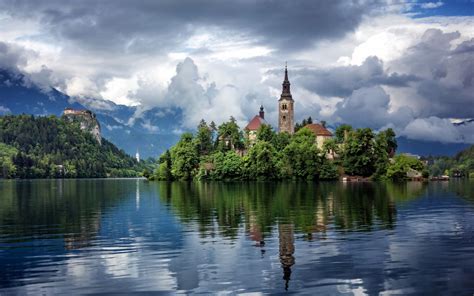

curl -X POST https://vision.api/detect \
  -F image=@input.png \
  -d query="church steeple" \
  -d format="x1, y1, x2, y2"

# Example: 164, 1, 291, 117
278, 63, 295, 134
281, 63, 292, 99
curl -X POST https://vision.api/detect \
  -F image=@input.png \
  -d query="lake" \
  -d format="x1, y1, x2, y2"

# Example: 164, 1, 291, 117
0, 179, 473, 294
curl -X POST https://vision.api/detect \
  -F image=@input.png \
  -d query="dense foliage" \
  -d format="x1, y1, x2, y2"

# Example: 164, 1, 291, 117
150, 118, 407, 181
425, 145, 474, 177
0, 115, 145, 178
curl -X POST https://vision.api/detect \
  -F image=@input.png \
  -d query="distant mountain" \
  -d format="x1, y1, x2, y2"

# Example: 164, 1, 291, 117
396, 136, 470, 157
0, 69, 180, 158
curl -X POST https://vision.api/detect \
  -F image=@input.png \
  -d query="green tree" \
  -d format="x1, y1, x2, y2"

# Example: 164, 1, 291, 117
0, 143, 17, 178
377, 128, 397, 156
170, 133, 199, 180
244, 141, 278, 179
319, 160, 339, 180
343, 128, 376, 177
195, 119, 213, 155
386, 154, 425, 180
212, 151, 243, 179
272, 132, 291, 151
256, 124, 275, 143
335, 124, 353, 144
294, 116, 313, 132
217, 117, 244, 151
283, 128, 322, 179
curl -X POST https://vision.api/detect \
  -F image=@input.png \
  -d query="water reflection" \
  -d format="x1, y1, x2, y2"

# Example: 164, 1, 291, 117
154, 181, 431, 291
279, 223, 295, 290
157, 181, 427, 239
0, 179, 473, 294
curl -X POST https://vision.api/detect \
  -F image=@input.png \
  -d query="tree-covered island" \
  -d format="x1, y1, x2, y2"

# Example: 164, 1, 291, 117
148, 66, 428, 182
147, 116, 428, 181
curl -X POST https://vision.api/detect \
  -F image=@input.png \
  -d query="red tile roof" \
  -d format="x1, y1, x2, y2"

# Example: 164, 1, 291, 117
245, 115, 267, 131
305, 123, 333, 136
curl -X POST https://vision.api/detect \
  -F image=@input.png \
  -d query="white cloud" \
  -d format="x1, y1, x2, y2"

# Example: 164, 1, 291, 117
105, 124, 123, 131
402, 117, 474, 143
141, 120, 160, 133
420, 2, 444, 9
100, 77, 140, 106
0, 105, 11, 114
0, 2, 473, 144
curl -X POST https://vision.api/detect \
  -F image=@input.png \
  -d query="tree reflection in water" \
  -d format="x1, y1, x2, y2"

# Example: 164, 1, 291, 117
157, 181, 428, 290
1, 179, 472, 293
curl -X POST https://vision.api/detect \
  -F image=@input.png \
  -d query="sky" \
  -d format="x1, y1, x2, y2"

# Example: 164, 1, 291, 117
0, 0, 473, 143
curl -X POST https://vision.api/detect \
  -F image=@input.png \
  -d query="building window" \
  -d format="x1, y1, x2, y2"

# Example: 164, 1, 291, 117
282, 115, 286, 121
282, 104, 287, 110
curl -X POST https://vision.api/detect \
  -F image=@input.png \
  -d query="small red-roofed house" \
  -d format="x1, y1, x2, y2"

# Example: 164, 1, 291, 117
245, 106, 267, 144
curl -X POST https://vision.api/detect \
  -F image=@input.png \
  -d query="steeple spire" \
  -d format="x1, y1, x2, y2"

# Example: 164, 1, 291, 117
282, 63, 291, 95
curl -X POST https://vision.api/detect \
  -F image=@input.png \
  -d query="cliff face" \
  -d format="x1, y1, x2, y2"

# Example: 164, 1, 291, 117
62, 109, 102, 144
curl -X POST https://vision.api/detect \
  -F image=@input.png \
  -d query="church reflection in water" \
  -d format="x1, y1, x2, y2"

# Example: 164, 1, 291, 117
279, 223, 295, 290
155, 181, 431, 290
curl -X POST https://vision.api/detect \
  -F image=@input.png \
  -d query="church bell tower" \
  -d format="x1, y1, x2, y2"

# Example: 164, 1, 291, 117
278, 64, 294, 134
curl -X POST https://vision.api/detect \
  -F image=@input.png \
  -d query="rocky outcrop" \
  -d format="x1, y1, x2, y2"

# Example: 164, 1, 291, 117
62, 108, 102, 144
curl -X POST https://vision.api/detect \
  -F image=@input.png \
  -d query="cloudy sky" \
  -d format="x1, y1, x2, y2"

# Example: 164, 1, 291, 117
0, 0, 473, 143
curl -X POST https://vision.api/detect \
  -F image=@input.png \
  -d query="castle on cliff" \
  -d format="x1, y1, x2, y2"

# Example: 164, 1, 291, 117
63, 108, 102, 144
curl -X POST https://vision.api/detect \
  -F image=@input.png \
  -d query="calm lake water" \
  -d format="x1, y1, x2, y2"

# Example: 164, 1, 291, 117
0, 179, 473, 295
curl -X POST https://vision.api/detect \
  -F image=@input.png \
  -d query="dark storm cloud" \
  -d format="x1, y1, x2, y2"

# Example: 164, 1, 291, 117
0, 0, 383, 54
0, 41, 31, 72
394, 29, 474, 118
333, 85, 414, 129
289, 56, 419, 97
272, 28, 472, 125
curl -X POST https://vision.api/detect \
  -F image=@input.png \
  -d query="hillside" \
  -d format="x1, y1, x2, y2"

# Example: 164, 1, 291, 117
426, 145, 474, 177
0, 69, 180, 158
0, 114, 142, 178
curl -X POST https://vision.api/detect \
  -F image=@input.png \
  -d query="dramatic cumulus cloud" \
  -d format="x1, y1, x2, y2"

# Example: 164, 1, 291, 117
333, 86, 414, 129
289, 27, 473, 143
129, 57, 251, 128
402, 117, 474, 144
390, 29, 474, 118
293, 56, 419, 98
0, 0, 473, 143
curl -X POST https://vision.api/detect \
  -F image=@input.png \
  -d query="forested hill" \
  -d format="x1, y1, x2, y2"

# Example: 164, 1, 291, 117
0, 115, 142, 178
426, 144, 474, 177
